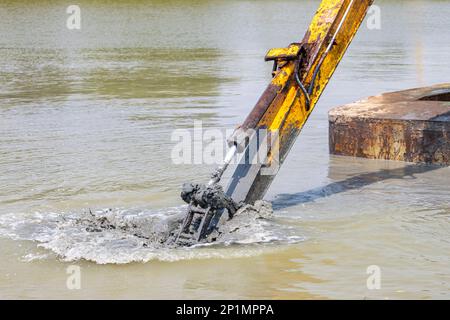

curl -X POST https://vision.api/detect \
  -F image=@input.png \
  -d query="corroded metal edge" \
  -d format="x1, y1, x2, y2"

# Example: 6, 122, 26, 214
329, 84, 450, 165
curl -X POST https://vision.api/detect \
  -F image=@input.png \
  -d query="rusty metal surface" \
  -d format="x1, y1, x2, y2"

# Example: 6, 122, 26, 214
329, 84, 450, 165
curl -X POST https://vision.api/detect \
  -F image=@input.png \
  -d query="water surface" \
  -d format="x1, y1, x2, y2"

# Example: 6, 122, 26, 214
0, 0, 450, 299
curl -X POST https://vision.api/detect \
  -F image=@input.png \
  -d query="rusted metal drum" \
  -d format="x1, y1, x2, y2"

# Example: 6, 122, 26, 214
329, 84, 450, 165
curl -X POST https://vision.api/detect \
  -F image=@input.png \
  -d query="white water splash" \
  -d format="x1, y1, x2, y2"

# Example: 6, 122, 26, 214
0, 203, 304, 264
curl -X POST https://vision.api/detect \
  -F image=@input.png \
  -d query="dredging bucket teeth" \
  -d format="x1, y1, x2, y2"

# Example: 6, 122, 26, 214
175, 233, 197, 247
175, 206, 216, 245
195, 209, 217, 242
176, 182, 240, 245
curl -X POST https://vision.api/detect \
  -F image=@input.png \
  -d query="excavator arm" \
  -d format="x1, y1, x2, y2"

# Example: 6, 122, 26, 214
177, 0, 374, 244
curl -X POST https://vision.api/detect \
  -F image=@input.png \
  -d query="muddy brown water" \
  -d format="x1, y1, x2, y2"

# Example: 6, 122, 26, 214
0, 0, 450, 299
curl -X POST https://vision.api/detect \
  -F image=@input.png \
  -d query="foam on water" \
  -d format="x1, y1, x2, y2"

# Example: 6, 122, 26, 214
0, 203, 304, 264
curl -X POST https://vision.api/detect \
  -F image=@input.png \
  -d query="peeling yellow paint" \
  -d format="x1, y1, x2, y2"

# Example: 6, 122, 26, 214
259, 0, 373, 165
